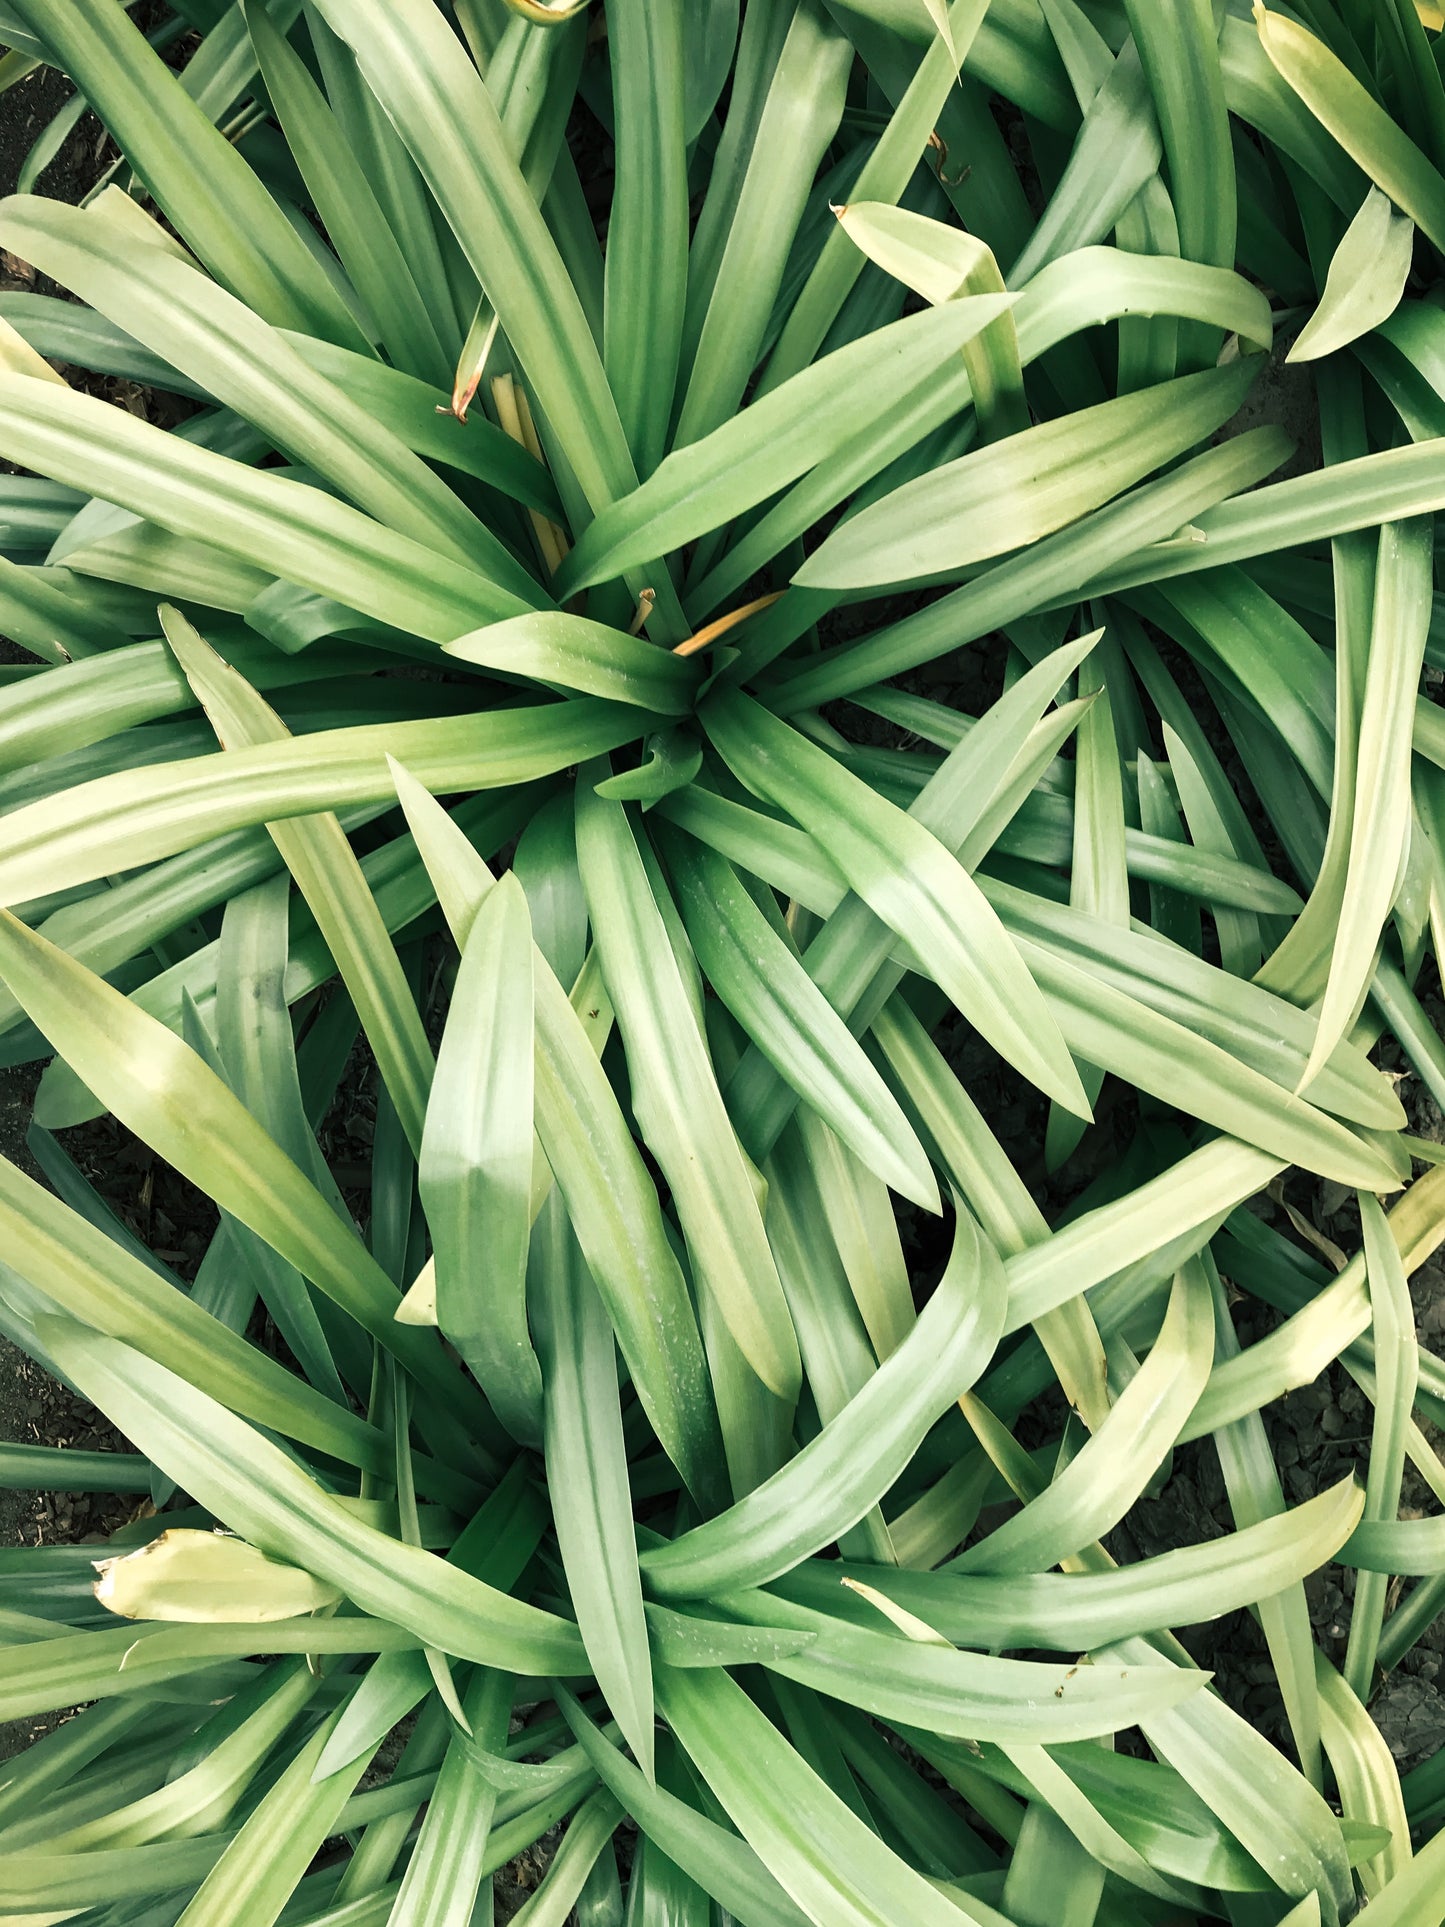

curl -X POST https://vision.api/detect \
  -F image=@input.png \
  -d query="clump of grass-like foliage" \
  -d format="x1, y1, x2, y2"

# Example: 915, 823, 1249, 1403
1, 0, 1445, 1920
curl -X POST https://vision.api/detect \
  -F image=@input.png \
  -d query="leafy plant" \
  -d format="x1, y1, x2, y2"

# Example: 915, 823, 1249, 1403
0, 0, 1443, 1922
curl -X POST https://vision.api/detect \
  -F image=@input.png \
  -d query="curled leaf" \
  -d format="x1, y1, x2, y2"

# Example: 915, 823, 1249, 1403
95, 1528, 342, 1623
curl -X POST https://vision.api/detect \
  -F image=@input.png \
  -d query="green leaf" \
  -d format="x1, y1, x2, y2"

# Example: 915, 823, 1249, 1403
1004, 1137, 1286, 1335
644, 1602, 819, 1670
953, 1263, 1215, 1573
720, 1582, 1212, 1745
1288, 187, 1415, 363
0, 369, 536, 642
0, 697, 637, 909
592, 727, 703, 804
1045, 656, 1126, 1170
834, 201, 1026, 439
505, 1787, 624, 1927
1306, 518, 1432, 1087
655, 1660, 1003, 1927
421, 870, 542, 1444
761, 3, 994, 391
389, 761, 726, 1509
39, 1317, 588, 1677
795, 357, 1261, 589
639, 1204, 1005, 1598
0, 193, 527, 594
165, 608, 437, 1157
673, 2, 853, 448
1316, 1653, 1412, 1897
166, 1694, 377, 1927
662, 831, 938, 1211
1099, 1632, 1354, 1917
286, 334, 560, 516
557, 295, 1016, 593
1256, 1, 1445, 251
1345, 1822, 1445, 1923
1123, 0, 1235, 358
603, 0, 687, 475
1343, 1193, 1421, 1701
0, 1151, 400, 1486
576, 774, 802, 1401
768, 429, 1289, 707
532, 1188, 655, 1780
790, 1476, 1365, 1650
315, 1459, 546, 1779
0, 906, 474, 1420
387, 1669, 513, 1927
556, 1686, 813, 1927
243, 0, 451, 388
702, 685, 1089, 1118
306, 0, 639, 525
447, 612, 701, 713
5, 0, 368, 345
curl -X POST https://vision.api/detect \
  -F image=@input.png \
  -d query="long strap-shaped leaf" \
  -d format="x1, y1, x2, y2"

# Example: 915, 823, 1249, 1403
664, 831, 937, 1210
305, 0, 632, 522
6, 0, 366, 347
0, 1152, 399, 1485
1315, 1653, 1412, 1899
0, 194, 536, 602
0, 369, 534, 640
603, 0, 686, 476
166, 610, 436, 1157
421, 870, 543, 1444
315, 1459, 545, 1779
1255, 1, 1445, 251
244, 0, 452, 389
1342, 1193, 1421, 1704
1099, 1632, 1353, 1920
1008, 930, 1405, 1189
654, 1662, 1061, 1927
703, 247, 1274, 629
532, 1188, 654, 1781
166, 1693, 376, 1927
702, 685, 1088, 1117
286, 336, 560, 516
389, 763, 726, 1509
1304, 517, 1432, 1087
0, 697, 638, 909
555, 1686, 813, 1927
715, 1582, 1211, 1746
674, 0, 852, 447
768, 429, 1287, 707
555, 294, 1017, 595
982, 877, 1402, 1132
954, 1264, 1215, 1573
576, 775, 802, 1401
639, 1204, 1005, 1598
386, 1668, 513, 1927
0, 909, 478, 1424
795, 356, 1260, 589
39, 1317, 587, 1677
760, 0, 995, 391
447, 612, 702, 714
790, 1476, 1364, 1650
1045, 655, 1128, 1170
1123, 0, 1234, 365
711, 636, 1101, 1156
